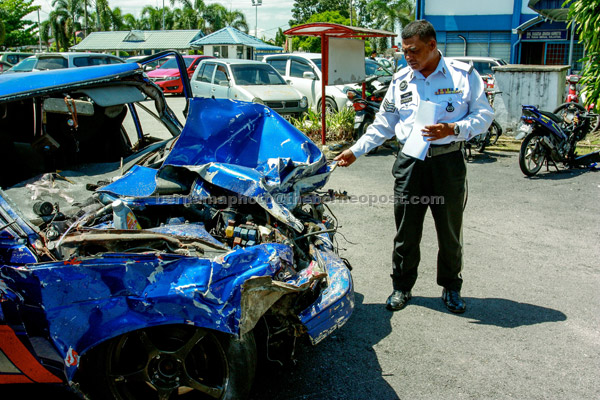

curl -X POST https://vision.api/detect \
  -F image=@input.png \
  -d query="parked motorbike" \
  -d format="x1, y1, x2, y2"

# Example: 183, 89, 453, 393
554, 74, 600, 132
516, 104, 599, 176
465, 88, 503, 157
346, 76, 389, 140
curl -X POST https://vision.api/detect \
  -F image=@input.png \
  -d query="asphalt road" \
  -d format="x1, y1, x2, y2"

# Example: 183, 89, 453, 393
4, 97, 599, 399
247, 147, 600, 400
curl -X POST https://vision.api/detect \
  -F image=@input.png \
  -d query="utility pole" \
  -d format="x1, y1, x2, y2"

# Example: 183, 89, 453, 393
349, 0, 353, 26
37, 9, 42, 51
251, 0, 262, 38
162, 0, 165, 30
84, 0, 87, 37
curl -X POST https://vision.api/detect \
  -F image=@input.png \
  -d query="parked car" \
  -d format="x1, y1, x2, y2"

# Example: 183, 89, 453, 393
264, 53, 396, 113
191, 59, 308, 119
446, 56, 507, 76
263, 53, 351, 113
0, 60, 11, 74
0, 51, 353, 399
4, 52, 124, 73
125, 55, 166, 71
146, 54, 214, 95
0, 51, 34, 66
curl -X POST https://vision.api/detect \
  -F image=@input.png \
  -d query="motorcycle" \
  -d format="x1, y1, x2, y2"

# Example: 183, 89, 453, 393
554, 74, 600, 132
516, 104, 599, 176
346, 76, 389, 140
465, 88, 503, 157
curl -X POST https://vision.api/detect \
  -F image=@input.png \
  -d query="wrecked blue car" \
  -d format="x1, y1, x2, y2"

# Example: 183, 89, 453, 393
0, 53, 353, 399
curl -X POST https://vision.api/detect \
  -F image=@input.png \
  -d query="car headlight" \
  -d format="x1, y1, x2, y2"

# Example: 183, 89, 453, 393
300, 96, 308, 109
252, 97, 264, 105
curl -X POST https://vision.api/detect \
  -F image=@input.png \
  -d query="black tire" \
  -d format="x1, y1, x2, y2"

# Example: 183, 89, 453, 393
488, 120, 502, 145
318, 97, 338, 114
519, 132, 547, 176
355, 117, 373, 141
79, 325, 257, 400
553, 102, 585, 124
475, 134, 486, 153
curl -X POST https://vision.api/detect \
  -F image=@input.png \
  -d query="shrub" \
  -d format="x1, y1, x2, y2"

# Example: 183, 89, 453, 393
290, 107, 355, 144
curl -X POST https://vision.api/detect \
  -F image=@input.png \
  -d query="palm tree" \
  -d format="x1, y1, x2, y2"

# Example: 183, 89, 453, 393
41, 10, 70, 51
203, 3, 227, 33
140, 6, 164, 30
367, 0, 414, 48
123, 13, 144, 30
223, 9, 248, 33
170, 0, 205, 29
52, 0, 85, 46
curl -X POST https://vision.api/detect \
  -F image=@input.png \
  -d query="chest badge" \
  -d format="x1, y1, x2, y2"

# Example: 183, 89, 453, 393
446, 102, 455, 112
399, 80, 408, 91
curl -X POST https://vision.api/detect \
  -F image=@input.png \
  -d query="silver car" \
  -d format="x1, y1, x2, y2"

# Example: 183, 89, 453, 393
191, 59, 308, 118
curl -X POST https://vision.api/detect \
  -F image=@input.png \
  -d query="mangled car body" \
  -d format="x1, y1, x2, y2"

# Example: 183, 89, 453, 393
0, 53, 353, 399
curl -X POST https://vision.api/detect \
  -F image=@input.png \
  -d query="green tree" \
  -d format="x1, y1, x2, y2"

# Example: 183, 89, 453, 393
566, 0, 600, 107
289, 0, 350, 26
366, 0, 414, 48
123, 13, 144, 30
292, 11, 350, 53
274, 27, 285, 47
170, 0, 206, 30
0, 0, 41, 47
52, 0, 84, 46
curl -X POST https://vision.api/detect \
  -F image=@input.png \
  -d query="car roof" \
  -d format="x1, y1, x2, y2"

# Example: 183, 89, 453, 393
201, 59, 267, 66
0, 63, 140, 102
264, 53, 321, 60
447, 56, 505, 63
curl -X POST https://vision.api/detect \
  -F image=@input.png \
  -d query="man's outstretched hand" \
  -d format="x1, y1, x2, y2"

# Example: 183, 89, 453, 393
333, 149, 357, 167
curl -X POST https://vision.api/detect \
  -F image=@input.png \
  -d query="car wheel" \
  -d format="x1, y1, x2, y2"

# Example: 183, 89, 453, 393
318, 97, 338, 114
79, 325, 256, 400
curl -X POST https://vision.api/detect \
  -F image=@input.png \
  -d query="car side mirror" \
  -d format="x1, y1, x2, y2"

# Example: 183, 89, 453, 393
303, 71, 316, 80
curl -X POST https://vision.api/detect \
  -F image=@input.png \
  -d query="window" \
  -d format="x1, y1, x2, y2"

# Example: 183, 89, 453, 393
36, 57, 68, 70
473, 62, 494, 75
214, 65, 229, 85
290, 59, 314, 78
11, 57, 36, 72
195, 64, 206, 82
267, 59, 287, 75
199, 63, 215, 83
231, 64, 286, 85
213, 46, 229, 58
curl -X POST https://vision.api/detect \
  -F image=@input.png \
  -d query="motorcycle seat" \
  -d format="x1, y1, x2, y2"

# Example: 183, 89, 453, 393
539, 110, 563, 124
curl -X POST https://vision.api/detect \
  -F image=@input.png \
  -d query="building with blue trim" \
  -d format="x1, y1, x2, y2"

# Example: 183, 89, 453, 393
190, 27, 283, 60
416, 0, 582, 71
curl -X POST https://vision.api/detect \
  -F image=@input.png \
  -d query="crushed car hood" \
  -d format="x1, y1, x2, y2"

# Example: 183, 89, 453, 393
99, 97, 332, 231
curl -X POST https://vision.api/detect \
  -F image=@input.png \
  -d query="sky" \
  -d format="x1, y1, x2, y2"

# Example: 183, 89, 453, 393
31, 0, 295, 40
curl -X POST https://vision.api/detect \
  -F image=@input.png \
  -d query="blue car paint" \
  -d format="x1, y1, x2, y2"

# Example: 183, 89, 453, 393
101, 98, 333, 232
0, 62, 354, 385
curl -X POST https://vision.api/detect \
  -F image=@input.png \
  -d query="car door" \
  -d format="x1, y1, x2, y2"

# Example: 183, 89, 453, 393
210, 63, 231, 99
191, 62, 215, 98
287, 57, 319, 108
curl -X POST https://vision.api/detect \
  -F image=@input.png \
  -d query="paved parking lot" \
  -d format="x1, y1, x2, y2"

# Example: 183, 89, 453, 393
5, 97, 599, 399
249, 146, 599, 400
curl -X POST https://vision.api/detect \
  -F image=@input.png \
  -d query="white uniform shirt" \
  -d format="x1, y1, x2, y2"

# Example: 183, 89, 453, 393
350, 55, 494, 158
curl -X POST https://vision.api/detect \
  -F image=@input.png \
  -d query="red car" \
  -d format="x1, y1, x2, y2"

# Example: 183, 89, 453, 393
146, 54, 214, 94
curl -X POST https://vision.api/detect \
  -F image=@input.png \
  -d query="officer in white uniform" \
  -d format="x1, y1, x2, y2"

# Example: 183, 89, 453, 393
335, 20, 493, 314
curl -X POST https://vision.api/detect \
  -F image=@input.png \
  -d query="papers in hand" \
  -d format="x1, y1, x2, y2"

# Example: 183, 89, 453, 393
401, 100, 438, 160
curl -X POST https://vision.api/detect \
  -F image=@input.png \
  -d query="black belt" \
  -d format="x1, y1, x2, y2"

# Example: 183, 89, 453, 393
426, 141, 463, 157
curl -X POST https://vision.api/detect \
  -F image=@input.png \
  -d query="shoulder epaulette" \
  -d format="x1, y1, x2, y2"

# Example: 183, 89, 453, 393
447, 59, 473, 75
392, 66, 411, 82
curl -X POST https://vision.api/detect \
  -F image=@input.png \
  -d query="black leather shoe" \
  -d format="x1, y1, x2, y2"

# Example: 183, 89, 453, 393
386, 290, 412, 311
442, 288, 466, 313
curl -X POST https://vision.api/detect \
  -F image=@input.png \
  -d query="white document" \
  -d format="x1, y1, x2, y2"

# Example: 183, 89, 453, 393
401, 100, 438, 160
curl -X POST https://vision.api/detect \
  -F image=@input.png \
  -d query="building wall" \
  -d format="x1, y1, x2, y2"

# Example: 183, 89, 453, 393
418, 0, 537, 63
203, 45, 254, 59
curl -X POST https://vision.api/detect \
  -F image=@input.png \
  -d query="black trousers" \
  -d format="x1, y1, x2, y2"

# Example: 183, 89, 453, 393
391, 148, 467, 292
